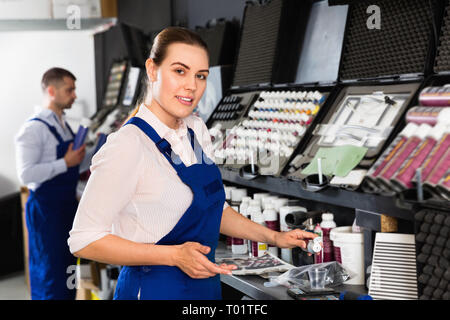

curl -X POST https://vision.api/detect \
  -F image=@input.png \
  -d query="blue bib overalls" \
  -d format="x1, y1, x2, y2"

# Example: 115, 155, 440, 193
113, 117, 226, 300
25, 118, 79, 300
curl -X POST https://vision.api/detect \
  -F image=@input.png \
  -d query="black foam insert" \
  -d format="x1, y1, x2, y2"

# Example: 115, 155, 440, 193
340, 0, 436, 80
435, 1, 450, 72
231, 0, 310, 87
415, 208, 450, 300
232, 0, 283, 87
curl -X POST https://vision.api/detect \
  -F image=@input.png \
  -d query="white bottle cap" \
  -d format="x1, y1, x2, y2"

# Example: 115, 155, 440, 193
415, 124, 432, 140
253, 193, 270, 201
224, 186, 236, 200
263, 204, 278, 221
437, 108, 450, 125
252, 212, 265, 224
272, 198, 289, 211
401, 122, 419, 138
427, 123, 447, 141
231, 188, 248, 203
242, 196, 252, 204
322, 213, 334, 221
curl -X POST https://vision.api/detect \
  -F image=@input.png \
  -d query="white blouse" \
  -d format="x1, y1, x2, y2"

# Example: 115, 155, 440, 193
68, 105, 228, 254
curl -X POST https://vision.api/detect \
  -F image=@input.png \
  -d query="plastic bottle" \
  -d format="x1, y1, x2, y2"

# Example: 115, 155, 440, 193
320, 213, 337, 262
224, 186, 236, 249
313, 223, 323, 264
247, 200, 263, 257
231, 205, 247, 255
239, 197, 252, 255
73, 118, 92, 150
263, 202, 279, 256
251, 212, 268, 258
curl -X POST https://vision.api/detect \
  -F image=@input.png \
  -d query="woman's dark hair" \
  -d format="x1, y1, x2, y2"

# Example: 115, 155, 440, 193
125, 27, 209, 122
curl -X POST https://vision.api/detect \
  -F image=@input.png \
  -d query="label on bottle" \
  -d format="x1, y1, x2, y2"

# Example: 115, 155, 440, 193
232, 237, 244, 245
322, 227, 334, 262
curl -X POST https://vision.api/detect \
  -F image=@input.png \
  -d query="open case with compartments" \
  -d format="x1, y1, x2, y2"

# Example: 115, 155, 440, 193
362, 0, 450, 207
283, 0, 446, 192
207, 0, 348, 177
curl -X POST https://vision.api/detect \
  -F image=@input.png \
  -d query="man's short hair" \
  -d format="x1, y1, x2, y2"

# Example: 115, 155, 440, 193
41, 67, 76, 91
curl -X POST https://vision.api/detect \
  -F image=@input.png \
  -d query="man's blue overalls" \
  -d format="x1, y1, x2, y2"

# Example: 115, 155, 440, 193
113, 117, 226, 300
25, 118, 79, 300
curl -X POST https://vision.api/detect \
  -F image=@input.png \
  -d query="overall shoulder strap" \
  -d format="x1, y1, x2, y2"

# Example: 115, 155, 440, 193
124, 117, 185, 169
29, 118, 64, 144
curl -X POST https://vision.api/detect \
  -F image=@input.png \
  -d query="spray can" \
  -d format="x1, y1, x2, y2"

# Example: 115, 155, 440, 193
73, 118, 91, 150
263, 202, 279, 256
313, 223, 323, 263
320, 213, 336, 262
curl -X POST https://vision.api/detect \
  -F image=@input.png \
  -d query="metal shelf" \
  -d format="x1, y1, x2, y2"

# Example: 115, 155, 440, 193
219, 167, 415, 221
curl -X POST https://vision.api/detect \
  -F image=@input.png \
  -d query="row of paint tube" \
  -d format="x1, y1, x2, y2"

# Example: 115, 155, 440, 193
364, 106, 450, 199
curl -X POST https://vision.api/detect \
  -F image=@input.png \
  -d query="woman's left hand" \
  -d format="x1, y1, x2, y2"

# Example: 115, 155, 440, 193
274, 229, 318, 251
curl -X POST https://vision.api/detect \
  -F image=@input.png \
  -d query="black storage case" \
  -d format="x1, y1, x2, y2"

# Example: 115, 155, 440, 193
206, 0, 345, 178
396, 0, 450, 212
285, 0, 446, 189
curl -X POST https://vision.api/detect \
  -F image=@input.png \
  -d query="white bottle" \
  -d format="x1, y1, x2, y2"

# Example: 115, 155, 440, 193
253, 193, 270, 206
263, 203, 279, 256
251, 212, 268, 257
247, 200, 263, 257
320, 213, 337, 262
232, 206, 248, 255
224, 186, 236, 249
279, 206, 307, 263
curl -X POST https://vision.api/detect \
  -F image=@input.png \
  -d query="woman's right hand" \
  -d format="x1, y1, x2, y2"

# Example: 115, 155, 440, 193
173, 242, 236, 279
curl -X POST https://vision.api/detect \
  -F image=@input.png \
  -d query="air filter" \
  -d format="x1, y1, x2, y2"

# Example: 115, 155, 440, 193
369, 233, 418, 300
340, 0, 437, 81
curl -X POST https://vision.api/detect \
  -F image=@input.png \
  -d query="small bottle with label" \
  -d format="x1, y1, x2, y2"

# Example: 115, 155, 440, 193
247, 200, 263, 257
263, 202, 279, 256
231, 205, 247, 255
320, 213, 337, 262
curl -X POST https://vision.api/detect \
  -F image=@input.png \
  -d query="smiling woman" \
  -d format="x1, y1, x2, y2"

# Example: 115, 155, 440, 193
67, 26, 317, 300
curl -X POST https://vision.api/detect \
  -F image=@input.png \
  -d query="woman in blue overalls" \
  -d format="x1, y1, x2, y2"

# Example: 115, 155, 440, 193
68, 27, 317, 300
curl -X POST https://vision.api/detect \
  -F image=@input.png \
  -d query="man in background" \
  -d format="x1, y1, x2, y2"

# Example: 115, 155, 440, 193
15, 67, 88, 300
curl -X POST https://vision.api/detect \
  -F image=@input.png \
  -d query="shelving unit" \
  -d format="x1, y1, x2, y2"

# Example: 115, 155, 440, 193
220, 167, 415, 221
